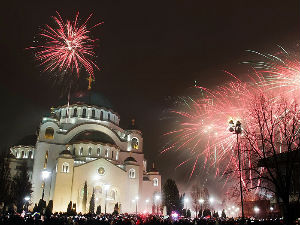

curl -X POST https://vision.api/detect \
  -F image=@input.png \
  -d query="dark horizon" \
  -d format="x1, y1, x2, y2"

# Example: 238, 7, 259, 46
1, 0, 299, 195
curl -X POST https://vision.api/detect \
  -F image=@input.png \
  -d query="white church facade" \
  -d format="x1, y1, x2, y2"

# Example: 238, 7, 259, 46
9, 91, 161, 214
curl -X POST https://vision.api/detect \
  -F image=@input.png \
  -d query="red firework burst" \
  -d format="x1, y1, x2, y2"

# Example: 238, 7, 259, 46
30, 11, 102, 80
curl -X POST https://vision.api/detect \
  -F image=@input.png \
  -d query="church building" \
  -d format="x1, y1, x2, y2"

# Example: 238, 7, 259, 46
8, 91, 161, 214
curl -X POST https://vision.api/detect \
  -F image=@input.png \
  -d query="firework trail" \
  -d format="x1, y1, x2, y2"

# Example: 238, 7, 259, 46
243, 47, 300, 103
30, 11, 102, 81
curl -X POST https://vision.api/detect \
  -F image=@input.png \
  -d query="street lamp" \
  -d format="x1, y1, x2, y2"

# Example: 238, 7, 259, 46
229, 119, 244, 222
41, 170, 51, 200
103, 184, 110, 214
199, 198, 204, 217
155, 194, 161, 214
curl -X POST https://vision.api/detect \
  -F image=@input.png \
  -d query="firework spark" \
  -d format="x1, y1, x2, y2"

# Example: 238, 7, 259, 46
30, 11, 102, 80
244, 47, 300, 103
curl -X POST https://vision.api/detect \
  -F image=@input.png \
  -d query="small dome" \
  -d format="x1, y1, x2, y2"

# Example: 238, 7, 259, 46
59, 150, 72, 155
124, 157, 137, 163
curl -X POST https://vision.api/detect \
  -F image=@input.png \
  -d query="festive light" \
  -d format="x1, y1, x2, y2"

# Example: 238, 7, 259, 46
30, 11, 102, 81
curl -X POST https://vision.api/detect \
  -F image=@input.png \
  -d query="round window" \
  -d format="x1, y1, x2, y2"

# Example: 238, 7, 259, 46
98, 167, 105, 175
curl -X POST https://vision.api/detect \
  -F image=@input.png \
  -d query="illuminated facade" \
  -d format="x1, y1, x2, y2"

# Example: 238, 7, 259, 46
9, 91, 161, 213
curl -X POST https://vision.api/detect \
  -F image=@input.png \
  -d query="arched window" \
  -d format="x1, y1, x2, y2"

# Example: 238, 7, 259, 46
91, 109, 95, 119
97, 148, 101, 156
108, 113, 110, 121
62, 162, 70, 173
153, 178, 159, 187
82, 108, 86, 118
88, 147, 92, 156
28, 151, 32, 159
100, 111, 103, 120
45, 127, 54, 139
129, 168, 136, 179
111, 190, 116, 200
105, 149, 109, 157
112, 151, 114, 159
131, 137, 139, 150
44, 151, 48, 169
73, 108, 77, 117
59, 111, 61, 119
21, 151, 24, 158
79, 147, 83, 156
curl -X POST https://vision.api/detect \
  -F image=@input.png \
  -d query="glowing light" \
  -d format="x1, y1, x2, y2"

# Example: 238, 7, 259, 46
209, 197, 214, 204
24, 196, 30, 201
41, 170, 51, 180
254, 206, 260, 213
145, 199, 149, 203
184, 197, 189, 203
270, 207, 274, 211
155, 195, 161, 201
199, 198, 204, 204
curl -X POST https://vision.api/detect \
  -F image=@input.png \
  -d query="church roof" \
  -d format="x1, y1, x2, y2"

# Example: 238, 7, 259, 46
69, 91, 113, 109
16, 134, 37, 146
124, 156, 137, 162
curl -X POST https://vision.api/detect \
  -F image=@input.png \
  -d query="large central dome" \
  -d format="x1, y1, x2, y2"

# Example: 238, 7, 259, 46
70, 91, 113, 109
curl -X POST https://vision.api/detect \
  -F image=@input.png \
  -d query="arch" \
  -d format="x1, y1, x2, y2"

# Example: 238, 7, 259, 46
112, 151, 114, 159
129, 168, 136, 179
79, 147, 83, 156
111, 190, 116, 200
97, 148, 101, 156
44, 151, 48, 169
131, 137, 139, 150
21, 151, 24, 158
153, 178, 159, 187
45, 127, 54, 139
28, 151, 33, 159
108, 113, 110, 121
91, 109, 96, 119
82, 108, 87, 118
62, 162, 70, 173
73, 108, 78, 117
100, 111, 103, 120
105, 149, 109, 157
69, 130, 116, 145
63, 124, 124, 148
88, 147, 92, 156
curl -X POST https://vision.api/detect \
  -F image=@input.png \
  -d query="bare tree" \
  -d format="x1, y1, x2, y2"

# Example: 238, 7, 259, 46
243, 96, 300, 223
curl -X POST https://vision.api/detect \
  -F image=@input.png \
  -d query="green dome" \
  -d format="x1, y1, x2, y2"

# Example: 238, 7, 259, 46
70, 91, 113, 109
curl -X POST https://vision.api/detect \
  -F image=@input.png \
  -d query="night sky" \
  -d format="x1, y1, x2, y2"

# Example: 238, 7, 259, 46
1, 0, 299, 195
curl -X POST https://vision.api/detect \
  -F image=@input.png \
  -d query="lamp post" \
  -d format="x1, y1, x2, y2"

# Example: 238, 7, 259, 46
41, 170, 51, 200
155, 194, 161, 214
103, 184, 110, 214
199, 198, 204, 217
229, 119, 244, 223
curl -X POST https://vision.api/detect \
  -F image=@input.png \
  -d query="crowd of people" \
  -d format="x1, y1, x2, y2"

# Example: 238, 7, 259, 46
0, 212, 290, 225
